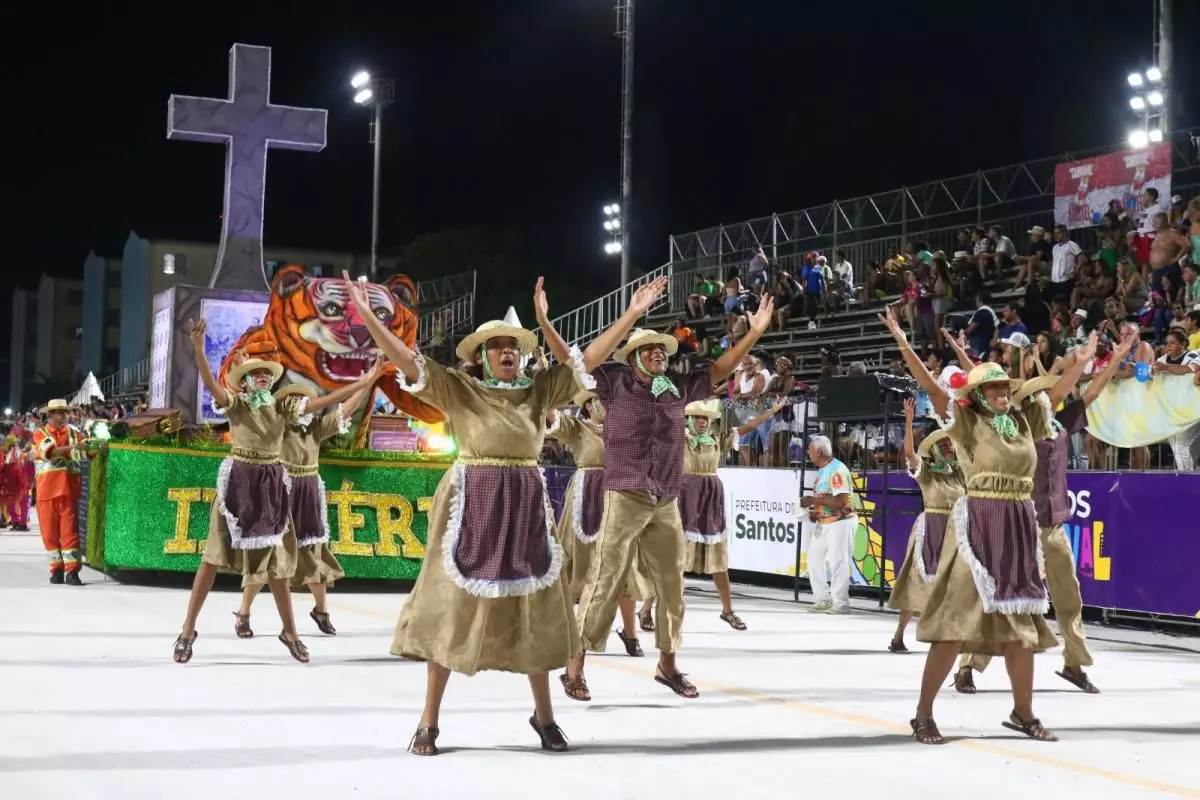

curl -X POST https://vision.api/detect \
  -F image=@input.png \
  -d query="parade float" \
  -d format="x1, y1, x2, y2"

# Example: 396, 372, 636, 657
82, 43, 453, 581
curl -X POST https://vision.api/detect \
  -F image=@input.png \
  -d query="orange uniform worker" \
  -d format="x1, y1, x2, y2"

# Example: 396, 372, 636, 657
33, 399, 94, 586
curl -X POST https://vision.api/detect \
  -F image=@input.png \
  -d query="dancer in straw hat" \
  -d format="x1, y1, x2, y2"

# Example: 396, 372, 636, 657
954, 335, 1129, 696
880, 306, 1095, 744
341, 272, 593, 755
546, 392, 651, 657
638, 398, 786, 631
232, 360, 384, 639
538, 276, 775, 703
886, 394, 965, 653
32, 398, 97, 585
172, 320, 310, 665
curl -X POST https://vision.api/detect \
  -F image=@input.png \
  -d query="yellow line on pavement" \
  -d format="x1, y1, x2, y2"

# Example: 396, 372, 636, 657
331, 600, 1198, 798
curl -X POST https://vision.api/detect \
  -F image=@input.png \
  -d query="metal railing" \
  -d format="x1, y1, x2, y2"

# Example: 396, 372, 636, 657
98, 359, 150, 399
538, 262, 672, 353
415, 270, 477, 307
417, 292, 476, 354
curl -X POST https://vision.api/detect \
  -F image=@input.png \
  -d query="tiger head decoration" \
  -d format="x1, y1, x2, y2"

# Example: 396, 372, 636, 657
217, 264, 443, 430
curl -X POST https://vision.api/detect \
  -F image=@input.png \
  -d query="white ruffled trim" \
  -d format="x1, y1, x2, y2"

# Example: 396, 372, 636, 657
684, 529, 727, 544
333, 405, 352, 435
294, 475, 331, 547
911, 511, 932, 583
570, 468, 600, 544
935, 402, 956, 431
546, 412, 563, 437
212, 394, 237, 416
216, 457, 292, 550
439, 462, 564, 598
951, 495, 1049, 615
908, 459, 923, 481
397, 355, 428, 394
566, 344, 598, 392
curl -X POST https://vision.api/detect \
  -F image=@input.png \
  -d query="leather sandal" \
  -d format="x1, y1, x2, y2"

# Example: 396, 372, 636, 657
615, 628, 643, 657
559, 672, 591, 702
233, 612, 254, 639
720, 612, 747, 631
408, 725, 439, 756
278, 632, 310, 664
1002, 711, 1058, 741
172, 632, 197, 664
638, 608, 655, 632
529, 715, 569, 752
1056, 667, 1099, 694
910, 717, 945, 745
310, 608, 337, 636
953, 667, 976, 694
654, 669, 699, 698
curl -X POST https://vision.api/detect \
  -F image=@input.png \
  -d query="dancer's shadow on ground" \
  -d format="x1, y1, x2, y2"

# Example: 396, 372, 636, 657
442, 732, 917, 756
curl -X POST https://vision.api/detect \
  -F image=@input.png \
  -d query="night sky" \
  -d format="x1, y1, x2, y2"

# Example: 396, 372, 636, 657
8, 0, 1198, 378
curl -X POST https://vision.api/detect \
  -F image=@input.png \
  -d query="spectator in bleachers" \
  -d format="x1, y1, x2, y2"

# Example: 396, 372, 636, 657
1188, 195, 1200, 264
1096, 232, 1120, 277
1154, 330, 1199, 471
686, 275, 723, 319
964, 290, 998, 357
1185, 310, 1200, 352
970, 227, 994, 281
770, 271, 802, 332
1069, 255, 1114, 311
912, 271, 936, 358
891, 270, 919, 332
764, 357, 796, 466
987, 225, 1018, 278
1019, 283, 1052, 337
733, 353, 771, 466
861, 260, 885, 307
1111, 321, 1157, 470
1013, 225, 1052, 290
746, 247, 770, 289
723, 266, 748, 321
998, 303, 1028, 341
669, 318, 699, 353
1168, 194, 1187, 227
1115, 257, 1148, 314
1146, 212, 1190, 292
818, 346, 842, 380
1031, 332, 1063, 376
1182, 263, 1199, 306
930, 256, 956, 348
1050, 225, 1082, 302
831, 250, 854, 311
800, 256, 825, 329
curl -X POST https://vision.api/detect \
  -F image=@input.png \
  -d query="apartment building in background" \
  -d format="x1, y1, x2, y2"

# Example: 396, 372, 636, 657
9, 275, 85, 411
80, 231, 394, 378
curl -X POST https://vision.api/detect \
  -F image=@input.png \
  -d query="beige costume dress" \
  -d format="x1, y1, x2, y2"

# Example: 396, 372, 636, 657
202, 393, 299, 588
888, 459, 965, 612
681, 430, 733, 574
916, 398, 1058, 654
391, 354, 588, 675
548, 415, 606, 599
279, 400, 348, 587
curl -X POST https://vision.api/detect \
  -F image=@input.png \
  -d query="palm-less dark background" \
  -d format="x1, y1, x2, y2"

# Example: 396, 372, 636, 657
6, 0, 1198, 400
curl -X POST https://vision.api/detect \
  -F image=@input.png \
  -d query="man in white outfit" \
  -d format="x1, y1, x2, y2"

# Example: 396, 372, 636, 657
801, 436, 859, 613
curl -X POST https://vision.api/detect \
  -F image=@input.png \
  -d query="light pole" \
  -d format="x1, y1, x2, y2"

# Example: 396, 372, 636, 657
615, 0, 634, 288
1126, 66, 1165, 148
603, 204, 622, 257
350, 70, 395, 281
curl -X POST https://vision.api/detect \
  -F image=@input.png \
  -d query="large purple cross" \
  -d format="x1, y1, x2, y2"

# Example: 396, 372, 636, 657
167, 44, 328, 290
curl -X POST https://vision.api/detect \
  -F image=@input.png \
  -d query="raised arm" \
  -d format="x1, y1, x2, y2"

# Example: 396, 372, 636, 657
533, 277, 573, 365
733, 400, 787, 434
711, 297, 775, 383
306, 358, 385, 414
940, 327, 975, 368
189, 319, 231, 409
902, 397, 920, 473
1047, 332, 1097, 409
882, 308, 950, 419
342, 271, 419, 383
581, 276, 669, 372
1082, 338, 1131, 407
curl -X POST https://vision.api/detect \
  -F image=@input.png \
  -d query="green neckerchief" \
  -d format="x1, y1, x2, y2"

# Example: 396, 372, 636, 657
479, 346, 533, 389
929, 446, 958, 474
636, 351, 679, 398
973, 388, 1019, 439
686, 416, 717, 449
243, 379, 274, 410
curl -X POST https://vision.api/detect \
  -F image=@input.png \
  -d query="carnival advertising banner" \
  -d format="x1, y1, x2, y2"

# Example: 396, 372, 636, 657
723, 467, 1199, 619
1053, 143, 1172, 230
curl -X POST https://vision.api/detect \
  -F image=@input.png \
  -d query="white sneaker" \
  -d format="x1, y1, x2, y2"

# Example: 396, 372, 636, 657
811, 600, 832, 612
826, 605, 850, 615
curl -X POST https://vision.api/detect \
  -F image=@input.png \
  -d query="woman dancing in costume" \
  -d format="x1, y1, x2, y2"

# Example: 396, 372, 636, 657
881, 307, 1092, 744
233, 361, 383, 639
547, 394, 648, 657
344, 273, 591, 756
638, 399, 786, 631
172, 321, 309, 665
887, 394, 965, 653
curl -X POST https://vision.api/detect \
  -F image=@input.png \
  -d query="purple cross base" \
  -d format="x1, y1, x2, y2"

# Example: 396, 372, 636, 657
167, 44, 328, 291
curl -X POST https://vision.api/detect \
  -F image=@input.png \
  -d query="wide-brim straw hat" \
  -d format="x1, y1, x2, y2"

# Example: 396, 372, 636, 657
956, 362, 1021, 399
40, 398, 78, 414
615, 328, 678, 363
684, 399, 722, 419
572, 389, 596, 406
274, 384, 318, 401
455, 320, 538, 364
916, 429, 950, 458
228, 358, 285, 388
1012, 375, 1058, 405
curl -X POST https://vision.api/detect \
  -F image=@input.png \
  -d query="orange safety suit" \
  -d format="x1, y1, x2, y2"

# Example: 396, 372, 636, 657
32, 425, 85, 575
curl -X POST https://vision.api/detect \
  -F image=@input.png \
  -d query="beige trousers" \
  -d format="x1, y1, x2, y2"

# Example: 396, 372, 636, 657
577, 490, 685, 654
960, 524, 1092, 672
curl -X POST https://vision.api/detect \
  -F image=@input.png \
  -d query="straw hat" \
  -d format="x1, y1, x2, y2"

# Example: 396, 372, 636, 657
615, 328, 678, 363
274, 384, 318, 401
572, 389, 596, 407
455, 320, 538, 363
916, 429, 950, 458
954, 362, 1021, 399
684, 399, 722, 419
40, 398, 77, 414
1012, 375, 1058, 405
228, 358, 284, 388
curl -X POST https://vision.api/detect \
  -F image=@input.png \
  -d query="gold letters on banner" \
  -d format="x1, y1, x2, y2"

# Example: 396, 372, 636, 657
163, 483, 430, 558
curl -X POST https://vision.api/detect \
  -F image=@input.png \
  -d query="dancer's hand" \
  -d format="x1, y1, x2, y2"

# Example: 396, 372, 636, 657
343, 270, 372, 319
629, 276, 668, 315
878, 306, 903, 339
533, 277, 550, 321
188, 319, 206, 348
903, 396, 915, 421
366, 356, 386, 384
749, 296, 775, 334
1076, 331, 1099, 361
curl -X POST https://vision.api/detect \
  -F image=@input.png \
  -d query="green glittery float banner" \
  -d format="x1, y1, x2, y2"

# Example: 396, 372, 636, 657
97, 443, 448, 580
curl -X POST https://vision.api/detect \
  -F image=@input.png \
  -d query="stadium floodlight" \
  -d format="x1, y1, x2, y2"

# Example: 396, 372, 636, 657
3, 408, 10, 416
1128, 129, 1150, 149
1130, 96, 1146, 111
1146, 91, 1164, 107
351, 71, 371, 89
1145, 66, 1162, 83
1128, 72, 1144, 88
353, 88, 374, 105
1148, 128, 1164, 144
604, 241, 623, 255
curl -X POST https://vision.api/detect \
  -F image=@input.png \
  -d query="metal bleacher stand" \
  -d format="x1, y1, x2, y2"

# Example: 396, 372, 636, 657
790, 373, 927, 608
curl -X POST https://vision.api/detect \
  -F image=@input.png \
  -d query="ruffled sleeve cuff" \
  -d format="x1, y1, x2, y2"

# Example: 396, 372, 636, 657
334, 404, 353, 435
566, 345, 597, 392
907, 458, 923, 481
398, 355, 428, 394
546, 411, 562, 437
935, 402, 956, 432
212, 393, 238, 416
